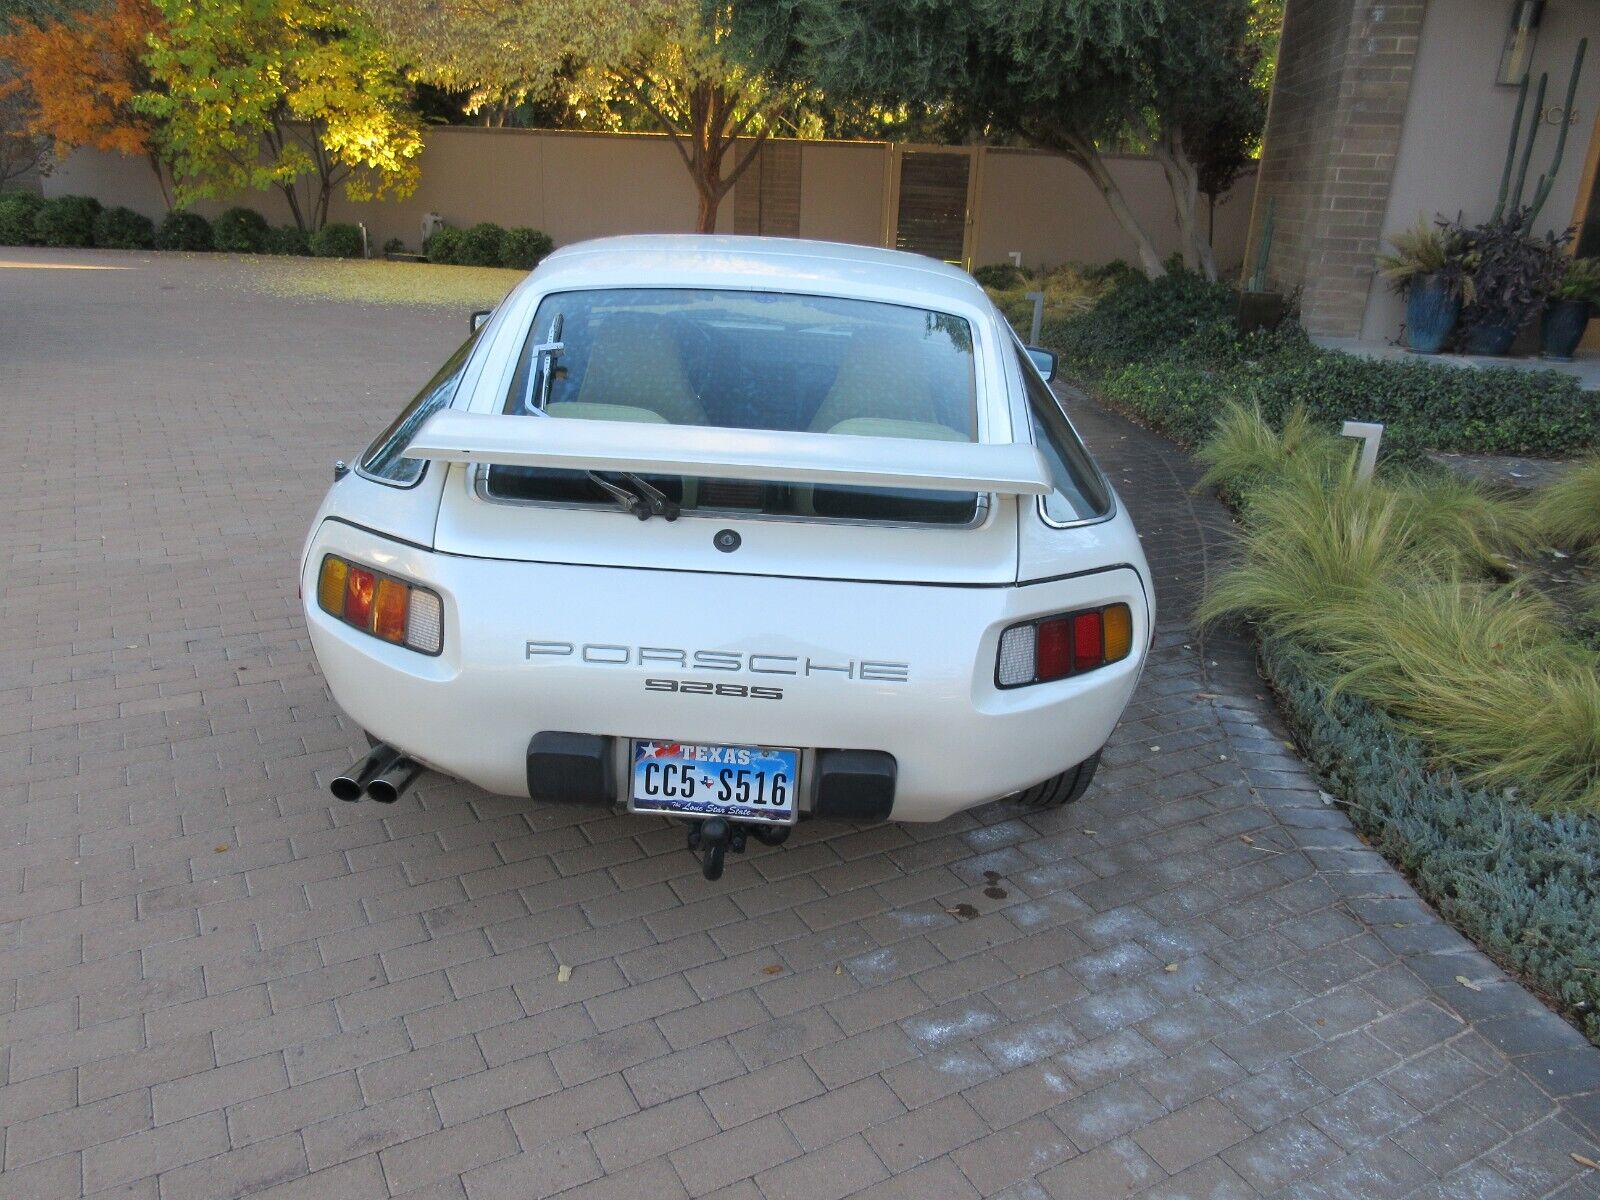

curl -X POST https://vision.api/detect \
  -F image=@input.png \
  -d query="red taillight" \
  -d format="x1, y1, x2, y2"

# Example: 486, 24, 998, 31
345, 567, 376, 628
1073, 611, 1103, 670
1035, 617, 1075, 681
996, 603, 1132, 688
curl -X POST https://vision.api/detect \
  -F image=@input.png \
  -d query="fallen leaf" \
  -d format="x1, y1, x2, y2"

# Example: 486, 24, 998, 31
1194, 692, 1218, 700
1148, 745, 1161, 752
1164, 963, 1179, 973
557, 964, 572, 983
761, 964, 783, 976
834, 965, 842, 976
1240, 835, 1255, 845
1456, 975, 1482, 992
213, 845, 228, 853
1573, 1154, 1599, 1170
1080, 829, 1097, 836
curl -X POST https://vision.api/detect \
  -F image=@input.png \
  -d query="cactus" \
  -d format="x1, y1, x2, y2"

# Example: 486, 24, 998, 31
1248, 197, 1275, 293
1493, 37, 1588, 232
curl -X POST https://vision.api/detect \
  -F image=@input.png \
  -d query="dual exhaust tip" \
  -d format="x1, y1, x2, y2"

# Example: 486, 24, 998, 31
331, 742, 423, 804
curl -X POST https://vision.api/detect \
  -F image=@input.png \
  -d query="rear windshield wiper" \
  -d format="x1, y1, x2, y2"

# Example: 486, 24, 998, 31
588, 470, 680, 522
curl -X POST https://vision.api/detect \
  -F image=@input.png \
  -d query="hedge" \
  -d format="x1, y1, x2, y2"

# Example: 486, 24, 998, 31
424, 226, 463, 264
266, 224, 311, 256
1260, 634, 1600, 1045
456, 222, 506, 267
92, 206, 156, 250
502, 226, 553, 271
310, 222, 363, 258
213, 207, 271, 254
0, 191, 44, 244
1039, 273, 1599, 459
156, 210, 213, 251
34, 194, 101, 247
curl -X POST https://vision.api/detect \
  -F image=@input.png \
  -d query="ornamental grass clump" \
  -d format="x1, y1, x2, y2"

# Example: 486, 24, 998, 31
1533, 456, 1600, 551
1199, 406, 1597, 811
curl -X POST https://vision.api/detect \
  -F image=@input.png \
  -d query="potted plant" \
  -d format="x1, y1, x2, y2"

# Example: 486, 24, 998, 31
1455, 209, 1570, 356
1541, 256, 1599, 360
1238, 198, 1285, 335
1377, 215, 1473, 354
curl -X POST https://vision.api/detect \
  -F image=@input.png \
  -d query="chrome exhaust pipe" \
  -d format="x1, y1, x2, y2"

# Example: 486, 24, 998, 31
366, 757, 424, 804
331, 743, 401, 802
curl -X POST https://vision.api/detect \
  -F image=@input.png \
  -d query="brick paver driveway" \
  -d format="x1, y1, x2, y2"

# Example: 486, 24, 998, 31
3, 247, 1598, 1200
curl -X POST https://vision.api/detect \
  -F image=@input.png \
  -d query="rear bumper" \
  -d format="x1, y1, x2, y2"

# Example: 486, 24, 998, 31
304, 521, 1149, 822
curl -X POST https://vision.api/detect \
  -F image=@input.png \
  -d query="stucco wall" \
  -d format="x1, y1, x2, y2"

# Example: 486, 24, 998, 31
42, 126, 1255, 273
975, 149, 1257, 273
1362, 0, 1600, 342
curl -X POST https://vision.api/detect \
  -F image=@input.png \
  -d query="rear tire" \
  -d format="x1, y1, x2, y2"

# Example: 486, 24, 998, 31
1012, 752, 1100, 809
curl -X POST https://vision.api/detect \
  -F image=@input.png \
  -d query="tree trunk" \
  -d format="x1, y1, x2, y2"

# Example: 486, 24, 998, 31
147, 152, 173, 212
1064, 135, 1167, 279
660, 78, 771, 234
1152, 128, 1217, 282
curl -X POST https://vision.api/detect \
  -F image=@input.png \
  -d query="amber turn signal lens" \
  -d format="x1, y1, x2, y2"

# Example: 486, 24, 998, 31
317, 556, 348, 617
373, 578, 409, 643
1102, 603, 1133, 664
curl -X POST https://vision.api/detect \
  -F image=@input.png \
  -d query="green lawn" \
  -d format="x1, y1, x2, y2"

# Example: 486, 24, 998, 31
233, 255, 525, 308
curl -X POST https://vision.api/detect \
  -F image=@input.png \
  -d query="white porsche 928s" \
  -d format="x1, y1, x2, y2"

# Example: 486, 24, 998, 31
302, 235, 1153, 879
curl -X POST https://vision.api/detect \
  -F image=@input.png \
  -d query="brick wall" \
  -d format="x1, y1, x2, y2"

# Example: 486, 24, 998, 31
1247, 0, 1428, 337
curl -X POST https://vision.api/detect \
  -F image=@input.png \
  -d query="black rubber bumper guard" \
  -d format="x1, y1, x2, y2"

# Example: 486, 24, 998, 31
526, 732, 897, 822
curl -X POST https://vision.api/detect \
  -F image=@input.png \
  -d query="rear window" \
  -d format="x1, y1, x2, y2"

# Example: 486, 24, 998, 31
1017, 345, 1112, 524
484, 288, 981, 524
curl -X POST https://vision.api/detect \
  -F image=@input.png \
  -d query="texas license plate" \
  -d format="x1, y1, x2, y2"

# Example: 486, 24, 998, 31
629, 740, 799, 824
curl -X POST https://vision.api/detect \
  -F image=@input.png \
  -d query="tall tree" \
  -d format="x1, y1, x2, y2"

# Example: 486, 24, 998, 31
1140, 0, 1268, 280
360, 0, 799, 232
0, 0, 172, 205
0, 66, 49, 189
724, 0, 1277, 279
140, 0, 423, 229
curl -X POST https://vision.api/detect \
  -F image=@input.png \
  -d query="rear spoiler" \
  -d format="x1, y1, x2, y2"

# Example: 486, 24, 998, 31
405, 411, 1053, 495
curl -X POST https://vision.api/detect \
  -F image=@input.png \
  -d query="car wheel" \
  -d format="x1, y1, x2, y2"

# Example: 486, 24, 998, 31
1012, 752, 1100, 808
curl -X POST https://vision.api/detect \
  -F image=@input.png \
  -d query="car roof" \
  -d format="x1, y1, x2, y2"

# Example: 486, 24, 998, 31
526, 235, 991, 311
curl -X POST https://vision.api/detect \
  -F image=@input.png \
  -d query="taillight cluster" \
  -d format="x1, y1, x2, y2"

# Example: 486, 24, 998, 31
317, 555, 444, 656
996, 603, 1133, 688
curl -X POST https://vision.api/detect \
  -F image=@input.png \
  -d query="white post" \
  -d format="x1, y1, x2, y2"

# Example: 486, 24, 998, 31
1026, 291, 1045, 345
1341, 421, 1384, 481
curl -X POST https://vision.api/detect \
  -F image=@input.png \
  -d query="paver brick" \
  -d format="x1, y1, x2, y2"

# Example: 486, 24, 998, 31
5, 251, 1598, 1200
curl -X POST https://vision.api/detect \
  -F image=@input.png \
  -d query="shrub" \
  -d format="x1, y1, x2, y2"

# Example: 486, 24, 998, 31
1260, 634, 1600, 1045
310, 222, 364, 258
382, 236, 408, 256
455, 221, 506, 267
33, 194, 101, 247
91, 206, 156, 250
1045, 270, 1236, 375
1083, 320, 1597, 457
156, 210, 213, 251
973, 262, 1026, 290
1533, 456, 1600, 550
424, 226, 462, 264
501, 226, 553, 270
265, 224, 311, 256
212, 207, 270, 254
0, 191, 45, 244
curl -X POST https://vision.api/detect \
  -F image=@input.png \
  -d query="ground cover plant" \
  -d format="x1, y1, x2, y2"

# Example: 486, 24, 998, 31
234, 257, 520, 308
1005, 271, 1599, 458
1198, 402, 1600, 1039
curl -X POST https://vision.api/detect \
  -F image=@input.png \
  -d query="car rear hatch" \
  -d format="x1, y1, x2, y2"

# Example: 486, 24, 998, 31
418, 412, 1046, 584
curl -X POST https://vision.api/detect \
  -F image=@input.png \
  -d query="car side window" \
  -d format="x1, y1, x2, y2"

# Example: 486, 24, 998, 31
359, 336, 477, 487
1017, 346, 1112, 524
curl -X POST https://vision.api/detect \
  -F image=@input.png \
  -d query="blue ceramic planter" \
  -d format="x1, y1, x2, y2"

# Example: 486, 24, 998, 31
1464, 316, 1520, 357
1404, 276, 1459, 354
1540, 299, 1591, 361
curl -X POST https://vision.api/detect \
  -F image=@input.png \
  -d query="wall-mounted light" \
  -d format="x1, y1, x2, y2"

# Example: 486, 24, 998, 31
1497, 0, 1544, 86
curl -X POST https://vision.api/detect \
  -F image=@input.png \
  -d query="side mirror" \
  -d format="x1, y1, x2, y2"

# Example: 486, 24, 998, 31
470, 309, 492, 333
1024, 345, 1057, 382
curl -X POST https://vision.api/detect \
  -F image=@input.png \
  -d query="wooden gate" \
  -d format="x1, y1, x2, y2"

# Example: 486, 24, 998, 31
886, 146, 980, 267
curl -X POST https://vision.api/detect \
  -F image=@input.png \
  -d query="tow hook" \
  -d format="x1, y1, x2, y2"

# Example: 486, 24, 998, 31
686, 819, 791, 881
